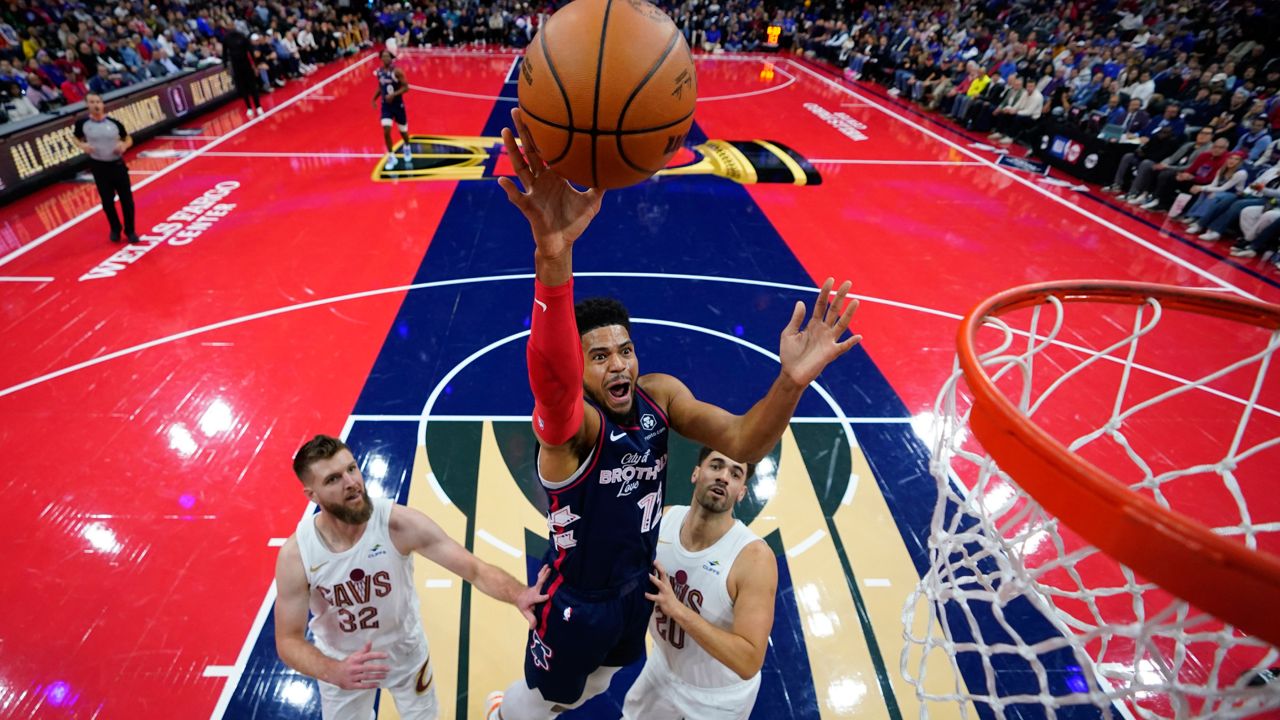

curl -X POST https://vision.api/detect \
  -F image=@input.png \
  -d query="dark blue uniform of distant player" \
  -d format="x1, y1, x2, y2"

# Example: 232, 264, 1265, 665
377, 65, 407, 128
527, 387, 670, 703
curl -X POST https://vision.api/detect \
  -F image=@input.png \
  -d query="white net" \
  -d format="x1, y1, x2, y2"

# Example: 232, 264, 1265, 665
902, 287, 1280, 720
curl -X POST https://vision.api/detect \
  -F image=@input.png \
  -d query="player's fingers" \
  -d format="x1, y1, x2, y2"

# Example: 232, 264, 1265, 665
513, 109, 545, 172
501, 127, 533, 188
835, 298, 859, 334
523, 609, 537, 629
497, 176, 529, 206
813, 277, 833, 324
644, 591, 659, 602
782, 300, 805, 336
362, 640, 373, 654
826, 281, 852, 325
834, 334, 863, 356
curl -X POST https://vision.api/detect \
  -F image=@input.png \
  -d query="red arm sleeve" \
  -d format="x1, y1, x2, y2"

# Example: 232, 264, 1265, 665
527, 278, 584, 446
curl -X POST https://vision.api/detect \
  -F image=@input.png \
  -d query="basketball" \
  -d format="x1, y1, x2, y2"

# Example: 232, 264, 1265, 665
517, 0, 697, 189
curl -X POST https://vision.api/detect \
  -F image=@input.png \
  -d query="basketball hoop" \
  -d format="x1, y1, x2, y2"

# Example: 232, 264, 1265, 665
903, 281, 1280, 719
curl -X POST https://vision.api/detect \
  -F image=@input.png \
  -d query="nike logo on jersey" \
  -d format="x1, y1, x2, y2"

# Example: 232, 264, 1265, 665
534, 299, 547, 312
309, 562, 328, 573
610, 430, 627, 441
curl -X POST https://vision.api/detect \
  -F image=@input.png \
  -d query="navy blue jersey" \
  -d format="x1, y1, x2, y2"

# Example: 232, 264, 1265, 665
376, 66, 402, 105
538, 386, 670, 594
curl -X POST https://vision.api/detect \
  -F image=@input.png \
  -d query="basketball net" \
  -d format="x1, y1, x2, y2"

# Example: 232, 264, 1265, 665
901, 282, 1280, 719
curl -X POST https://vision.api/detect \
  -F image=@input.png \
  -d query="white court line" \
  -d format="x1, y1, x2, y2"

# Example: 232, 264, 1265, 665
0, 276, 53, 282
0, 54, 378, 271
267, 538, 287, 547
781, 59, 1261, 302
808, 159, 986, 166
697, 62, 795, 102
863, 578, 893, 587
202, 666, 236, 678
156, 134, 220, 140
504, 56, 520, 83
786, 529, 826, 558
6, 271, 1275, 422
476, 528, 523, 558
410, 55, 789, 103
202, 151, 385, 158
347, 413, 911, 423
425, 578, 454, 589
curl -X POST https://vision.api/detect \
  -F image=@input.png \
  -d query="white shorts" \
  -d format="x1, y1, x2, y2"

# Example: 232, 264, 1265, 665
621, 654, 760, 720
318, 647, 438, 720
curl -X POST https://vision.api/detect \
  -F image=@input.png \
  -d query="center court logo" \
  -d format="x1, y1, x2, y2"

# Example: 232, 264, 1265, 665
372, 135, 822, 185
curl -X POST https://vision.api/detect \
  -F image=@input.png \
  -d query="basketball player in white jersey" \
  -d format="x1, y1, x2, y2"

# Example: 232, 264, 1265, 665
275, 434, 551, 720
621, 446, 777, 719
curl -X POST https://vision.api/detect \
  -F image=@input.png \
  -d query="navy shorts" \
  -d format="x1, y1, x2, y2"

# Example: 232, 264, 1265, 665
381, 102, 407, 127
522, 573, 652, 704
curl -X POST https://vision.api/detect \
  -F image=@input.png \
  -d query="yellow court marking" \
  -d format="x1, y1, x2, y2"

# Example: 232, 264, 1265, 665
829, 431, 967, 720
384, 443, 468, 719
748, 429, 888, 719
466, 421, 551, 718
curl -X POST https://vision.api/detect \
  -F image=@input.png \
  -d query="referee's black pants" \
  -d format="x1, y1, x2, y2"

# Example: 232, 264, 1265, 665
89, 158, 135, 237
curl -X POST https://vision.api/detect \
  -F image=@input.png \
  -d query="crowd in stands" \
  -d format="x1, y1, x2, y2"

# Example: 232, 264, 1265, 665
4, 0, 1280, 267
0, 0, 379, 124
782, 0, 1280, 267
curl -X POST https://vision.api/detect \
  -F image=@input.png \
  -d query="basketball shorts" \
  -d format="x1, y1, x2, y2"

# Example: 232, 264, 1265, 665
522, 573, 653, 704
380, 102, 407, 128
621, 649, 761, 720
317, 640, 436, 720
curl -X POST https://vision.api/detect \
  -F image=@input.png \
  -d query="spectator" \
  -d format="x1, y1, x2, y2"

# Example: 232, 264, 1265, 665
25, 73, 63, 111
2, 80, 39, 120
1236, 116, 1273, 162
1182, 150, 1250, 227
1193, 159, 1280, 243
1123, 127, 1217, 204
1144, 136, 1232, 211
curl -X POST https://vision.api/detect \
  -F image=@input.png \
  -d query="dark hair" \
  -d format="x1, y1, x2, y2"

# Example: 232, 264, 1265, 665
293, 434, 349, 481
575, 297, 631, 337
697, 445, 757, 480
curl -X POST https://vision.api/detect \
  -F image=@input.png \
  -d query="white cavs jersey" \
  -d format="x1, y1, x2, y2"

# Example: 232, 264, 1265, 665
296, 497, 428, 685
644, 504, 763, 714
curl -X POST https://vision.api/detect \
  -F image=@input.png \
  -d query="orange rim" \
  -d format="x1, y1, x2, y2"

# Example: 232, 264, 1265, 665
957, 280, 1280, 648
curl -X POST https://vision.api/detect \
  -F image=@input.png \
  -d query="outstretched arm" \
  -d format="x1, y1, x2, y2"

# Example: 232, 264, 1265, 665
499, 108, 606, 474
390, 505, 549, 628
273, 538, 390, 689
648, 278, 860, 463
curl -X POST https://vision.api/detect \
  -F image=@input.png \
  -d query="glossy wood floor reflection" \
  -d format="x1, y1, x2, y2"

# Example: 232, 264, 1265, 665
1, 49, 1275, 720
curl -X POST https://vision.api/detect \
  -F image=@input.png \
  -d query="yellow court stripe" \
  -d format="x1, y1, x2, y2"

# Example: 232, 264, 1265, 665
829, 429, 969, 720
753, 139, 808, 185
748, 430, 889, 719
467, 421, 549, 718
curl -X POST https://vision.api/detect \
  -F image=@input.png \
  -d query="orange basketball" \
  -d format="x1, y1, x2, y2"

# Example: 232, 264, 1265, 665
517, 0, 697, 189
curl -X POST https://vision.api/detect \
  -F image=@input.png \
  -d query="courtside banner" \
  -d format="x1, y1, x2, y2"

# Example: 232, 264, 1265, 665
0, 66, 234, 202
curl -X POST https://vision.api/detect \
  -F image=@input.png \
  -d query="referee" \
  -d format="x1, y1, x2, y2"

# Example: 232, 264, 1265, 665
73, 93, 138, 244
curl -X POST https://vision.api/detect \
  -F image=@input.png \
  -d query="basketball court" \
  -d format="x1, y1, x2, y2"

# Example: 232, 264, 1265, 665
2, 48, 1277, 719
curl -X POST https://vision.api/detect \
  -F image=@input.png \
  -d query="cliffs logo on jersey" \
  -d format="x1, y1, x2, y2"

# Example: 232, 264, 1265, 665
548, 505, 581, 550
319, 569, 392, 607
368, 543, 387, 559
600, 450, 667, 497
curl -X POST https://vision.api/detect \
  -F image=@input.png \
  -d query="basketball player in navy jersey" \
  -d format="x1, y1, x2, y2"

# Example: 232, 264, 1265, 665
372, 49, 411, 169
485, 108, 860, 720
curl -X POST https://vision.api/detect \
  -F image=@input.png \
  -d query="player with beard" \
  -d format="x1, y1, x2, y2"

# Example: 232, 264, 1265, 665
621, 447, 775, 719
275, 434, 550, 720
485, 109, 860, 720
